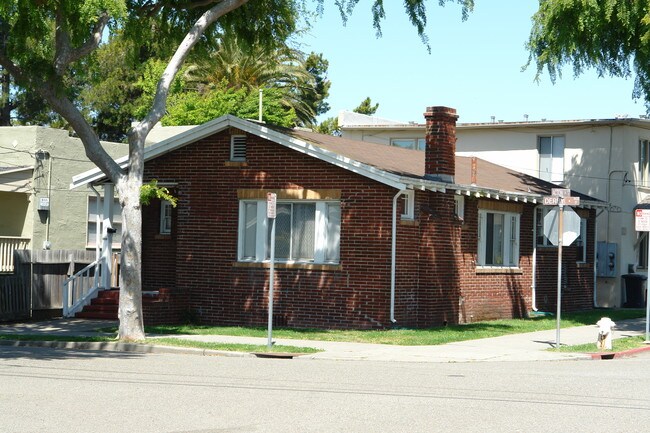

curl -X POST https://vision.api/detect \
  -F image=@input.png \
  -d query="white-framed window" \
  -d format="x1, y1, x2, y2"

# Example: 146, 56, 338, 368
230, 135, 247, 161
160, 200, 172, 235
639, 138, 650, 187
401, 190, 415, 220
477, 209, 520, 267
87, 196, 121, 248
238, 200, 340, 264
538, 135, 564, 183
536, 207, 553, 246
454, 195, 465, 220
390, 138, 426, 151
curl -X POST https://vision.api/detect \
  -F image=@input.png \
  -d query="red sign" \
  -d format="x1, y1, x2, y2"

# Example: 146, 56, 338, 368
636, 209, 650, 232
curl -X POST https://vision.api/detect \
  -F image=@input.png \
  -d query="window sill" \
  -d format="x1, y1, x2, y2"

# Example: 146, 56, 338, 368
475, 267, 523, 275
576, 262, 590, 268
233, 261, 342, 271
225, 161, 248, 167
400, 219, 419, 226
154, 234, 171, 240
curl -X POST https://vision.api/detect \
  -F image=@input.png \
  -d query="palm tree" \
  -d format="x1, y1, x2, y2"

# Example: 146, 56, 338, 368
184, 35, 327, 126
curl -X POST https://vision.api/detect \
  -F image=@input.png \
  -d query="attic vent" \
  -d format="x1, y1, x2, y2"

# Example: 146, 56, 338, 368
230, 135, 247, 161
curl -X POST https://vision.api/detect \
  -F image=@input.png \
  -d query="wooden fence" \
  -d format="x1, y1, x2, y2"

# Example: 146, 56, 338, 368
0, 274, 29, 321
0, 250, 97, 321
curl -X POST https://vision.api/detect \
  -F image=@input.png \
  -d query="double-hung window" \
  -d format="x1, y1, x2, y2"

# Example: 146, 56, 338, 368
575, 217, 587, 262
239, 200, 340, 264
477, 210, 520, 267
160, 200, 173, 235
538, 136, 564, 183
536, 208, 552, 246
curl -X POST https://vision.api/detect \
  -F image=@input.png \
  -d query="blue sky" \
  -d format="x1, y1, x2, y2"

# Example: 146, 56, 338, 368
299, 0, 645, 124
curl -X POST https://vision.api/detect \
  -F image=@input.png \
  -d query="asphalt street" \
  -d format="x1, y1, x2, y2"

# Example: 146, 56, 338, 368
1, 345, 649, 433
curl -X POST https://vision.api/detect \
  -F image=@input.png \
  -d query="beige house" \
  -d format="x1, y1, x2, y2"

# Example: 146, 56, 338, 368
340, 110, 650, 308
0, 126, 126, 273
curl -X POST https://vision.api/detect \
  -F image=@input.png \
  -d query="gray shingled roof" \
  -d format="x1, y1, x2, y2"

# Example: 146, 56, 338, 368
276, 127, 598, 201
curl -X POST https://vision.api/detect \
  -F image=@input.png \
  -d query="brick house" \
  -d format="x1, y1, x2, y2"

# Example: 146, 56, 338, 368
72, 107, 604, 328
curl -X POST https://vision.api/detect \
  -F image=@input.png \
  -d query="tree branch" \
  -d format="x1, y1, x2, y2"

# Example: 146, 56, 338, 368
0, 52, 124, 183
131, 0, 250, 148
54, 11, 109, 75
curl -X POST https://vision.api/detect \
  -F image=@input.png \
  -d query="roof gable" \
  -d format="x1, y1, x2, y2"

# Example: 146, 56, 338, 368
70, 115, 604, 207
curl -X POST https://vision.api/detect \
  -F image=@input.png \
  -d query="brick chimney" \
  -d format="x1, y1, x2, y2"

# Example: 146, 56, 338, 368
424, 106, 458, 183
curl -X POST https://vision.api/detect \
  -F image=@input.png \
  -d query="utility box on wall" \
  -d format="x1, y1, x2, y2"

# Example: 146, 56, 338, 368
597, 242, 618, 278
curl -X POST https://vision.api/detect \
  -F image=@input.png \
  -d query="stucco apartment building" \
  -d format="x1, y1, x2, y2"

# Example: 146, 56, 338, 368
339, 110, 650, 308
0, 126, 126, 273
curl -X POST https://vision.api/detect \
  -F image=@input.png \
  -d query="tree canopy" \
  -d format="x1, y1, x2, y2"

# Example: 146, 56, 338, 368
353, 96, 379, 115
527, 0, 650, 110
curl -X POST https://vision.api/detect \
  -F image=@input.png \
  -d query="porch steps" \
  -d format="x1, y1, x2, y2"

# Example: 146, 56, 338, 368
74, 289, 170, 320
74, 289, 119, 320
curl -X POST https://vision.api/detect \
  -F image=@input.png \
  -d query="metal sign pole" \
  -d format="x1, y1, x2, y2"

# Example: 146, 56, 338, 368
267, 217, 275, 349
266, 192, 277, 349
646, 233, 650, 343
556, 202, 564, 349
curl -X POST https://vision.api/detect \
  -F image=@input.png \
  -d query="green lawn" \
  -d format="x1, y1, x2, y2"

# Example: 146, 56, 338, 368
143, 309, 646, 346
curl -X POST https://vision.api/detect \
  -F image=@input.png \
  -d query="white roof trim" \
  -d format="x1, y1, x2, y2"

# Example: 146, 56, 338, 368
71, 115, 409, 191
0, 166, 33, 176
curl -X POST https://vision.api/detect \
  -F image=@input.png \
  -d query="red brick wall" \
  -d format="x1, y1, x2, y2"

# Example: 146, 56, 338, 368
140, 129, 594, 328
535, 208, 596, 313
424, 106, 458, 180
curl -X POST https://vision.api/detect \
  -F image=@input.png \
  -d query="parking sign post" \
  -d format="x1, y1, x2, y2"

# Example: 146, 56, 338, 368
267, 193, 277, 349
634, 208, 650, 343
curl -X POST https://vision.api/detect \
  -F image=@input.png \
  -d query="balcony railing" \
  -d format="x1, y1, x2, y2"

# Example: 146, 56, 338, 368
0, 236, 30, 273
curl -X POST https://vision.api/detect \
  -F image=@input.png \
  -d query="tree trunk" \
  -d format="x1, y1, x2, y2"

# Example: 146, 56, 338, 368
0, 72, 11, 126
116, 174, 145, 341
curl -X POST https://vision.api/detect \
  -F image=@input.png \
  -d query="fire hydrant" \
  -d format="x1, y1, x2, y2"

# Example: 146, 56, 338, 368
596, 317, 616, 350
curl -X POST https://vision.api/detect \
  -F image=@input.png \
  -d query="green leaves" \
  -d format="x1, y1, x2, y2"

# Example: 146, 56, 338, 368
527, 0, 650, 111
140, 179, 177, 207
163, 84, 297, 127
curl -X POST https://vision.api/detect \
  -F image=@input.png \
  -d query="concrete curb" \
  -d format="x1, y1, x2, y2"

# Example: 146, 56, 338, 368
589, 344, 650, 360
0, 339, 254, 358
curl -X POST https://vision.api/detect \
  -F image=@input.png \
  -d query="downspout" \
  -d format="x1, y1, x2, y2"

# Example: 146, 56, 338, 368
390, 190, 406, 324
606, 126, 613, 245
531, 205, 541, 311
44, 154, 52, 248
594, 209, 605, 307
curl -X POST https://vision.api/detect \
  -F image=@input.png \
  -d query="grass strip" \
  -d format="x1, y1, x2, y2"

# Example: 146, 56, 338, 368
553, 335, 649, 353
149, 337, 319, 354
136, 309, 646, 346
0, 334, 319, 354
0, 334, 116, 343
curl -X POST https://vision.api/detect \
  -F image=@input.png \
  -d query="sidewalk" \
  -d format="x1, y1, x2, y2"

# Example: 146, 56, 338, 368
1, 317, 649, 362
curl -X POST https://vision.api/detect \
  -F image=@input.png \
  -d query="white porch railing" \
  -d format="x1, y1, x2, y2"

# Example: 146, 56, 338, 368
0, 236, 30, 273
62, 259, 102, 318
